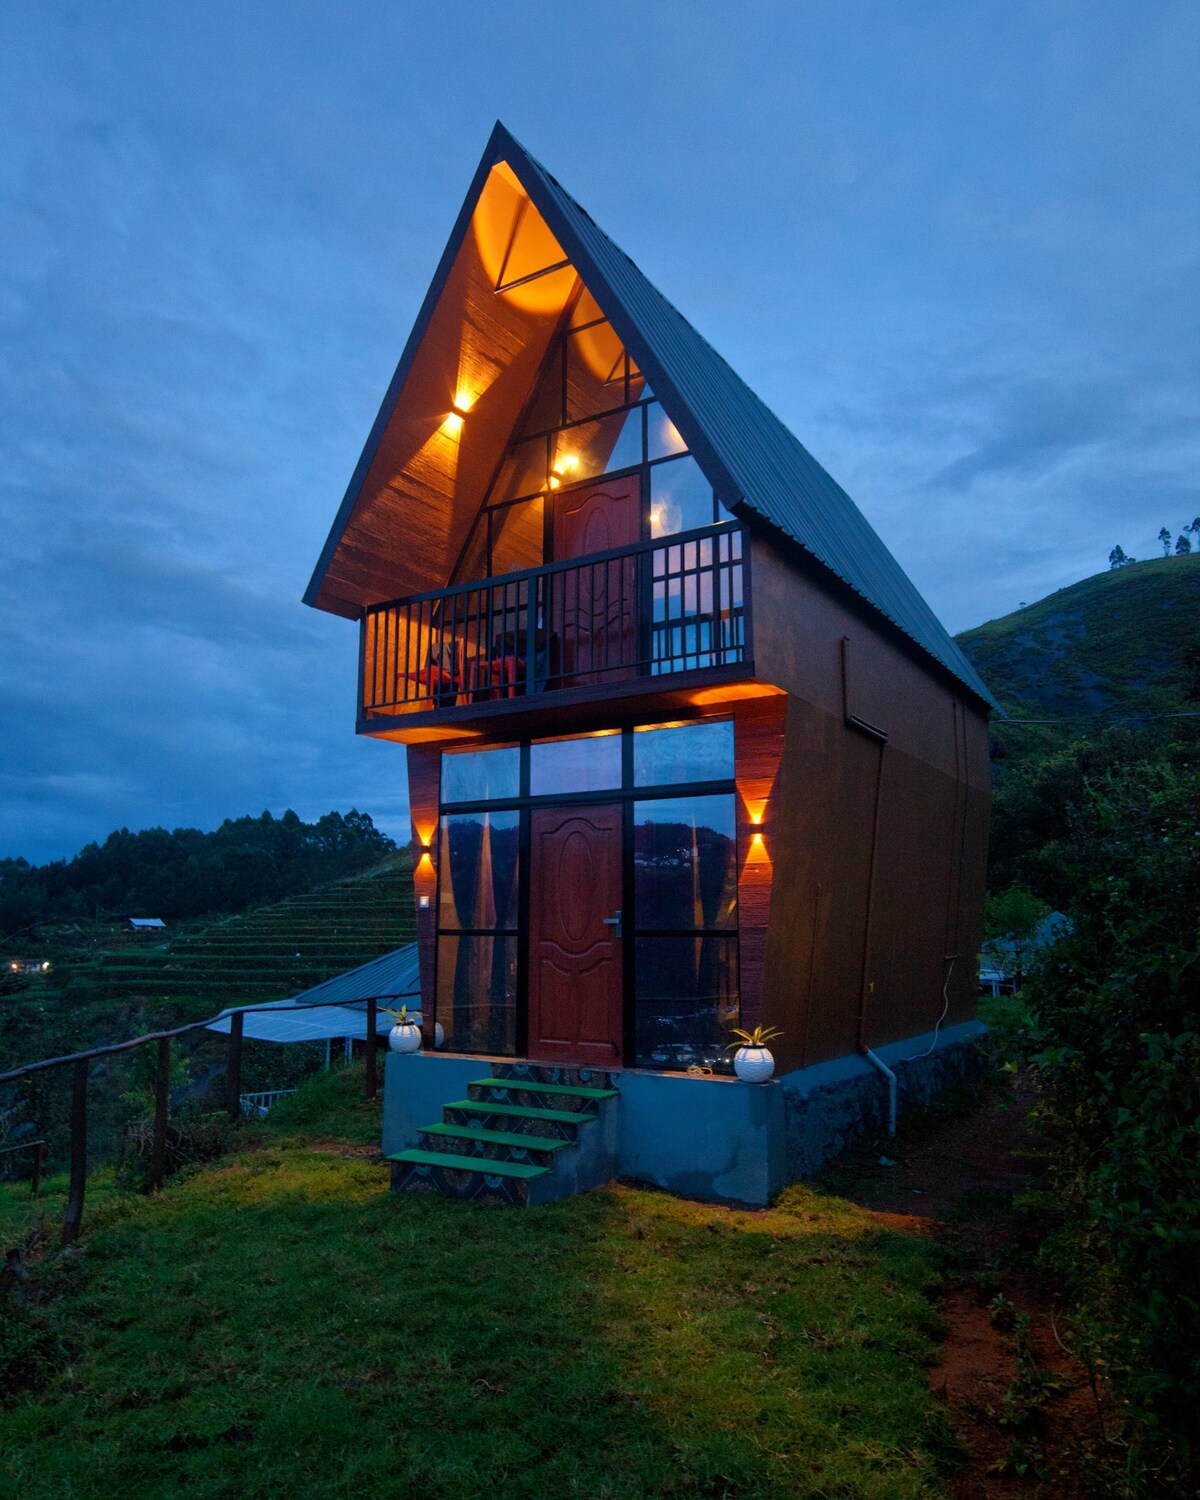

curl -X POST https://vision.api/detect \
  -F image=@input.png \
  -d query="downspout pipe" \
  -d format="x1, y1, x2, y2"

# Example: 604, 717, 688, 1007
860, 1047, 897, 1137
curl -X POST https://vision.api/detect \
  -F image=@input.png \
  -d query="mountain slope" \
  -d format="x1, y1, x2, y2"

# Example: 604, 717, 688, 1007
956, 554, 1200, 717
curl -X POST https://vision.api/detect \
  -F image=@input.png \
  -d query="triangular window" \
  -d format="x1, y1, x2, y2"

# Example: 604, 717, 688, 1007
452, 295, 726, 583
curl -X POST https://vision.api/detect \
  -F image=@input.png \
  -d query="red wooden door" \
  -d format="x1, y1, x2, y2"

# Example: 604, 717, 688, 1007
528, 804, 624, 1066
551, 473, 641, 686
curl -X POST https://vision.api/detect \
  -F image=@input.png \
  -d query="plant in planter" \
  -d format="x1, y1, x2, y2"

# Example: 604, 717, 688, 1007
725, 1025, 783, 1083
382, 1005, 423, 1054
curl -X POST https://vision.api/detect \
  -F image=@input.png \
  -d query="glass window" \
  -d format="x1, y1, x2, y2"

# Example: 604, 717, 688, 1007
634, 720, 734, 786
490, 497, 544, 576
551, 408, 642, 485
440, 746, 520, 804
566, 320, 628, 421
647, 403, 688, 460
633, 794, 738, 930
530, 732, 622, 797
438, 811, 520, 930
634, 935, 738, 1071
453, 514, 488, 584
436, 933, 518, 1055
568, 288, 605, 327
649, 455, 715, 537
492, 437, 548, 502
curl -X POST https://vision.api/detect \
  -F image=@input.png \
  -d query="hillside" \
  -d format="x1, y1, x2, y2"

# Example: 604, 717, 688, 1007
956, 553, 1200, 717
0, 856, 415, 1166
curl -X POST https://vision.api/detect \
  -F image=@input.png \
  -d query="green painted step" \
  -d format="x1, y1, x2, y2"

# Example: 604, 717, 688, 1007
387, 1149, 548, 1180
470, 1077, 618, 1101
443, 1099, 596, 1127
421, 1123, 569, 1153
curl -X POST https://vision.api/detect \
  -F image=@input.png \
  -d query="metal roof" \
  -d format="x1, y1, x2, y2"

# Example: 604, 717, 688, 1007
306, 122, 997, 710
206, 944, 420, 1044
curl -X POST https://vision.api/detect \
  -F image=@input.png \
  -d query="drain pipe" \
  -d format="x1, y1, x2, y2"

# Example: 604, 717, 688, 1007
860, 1046, 897, 1137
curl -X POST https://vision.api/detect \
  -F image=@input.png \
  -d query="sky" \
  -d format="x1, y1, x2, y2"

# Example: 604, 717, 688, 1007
2, 1, 1197, 865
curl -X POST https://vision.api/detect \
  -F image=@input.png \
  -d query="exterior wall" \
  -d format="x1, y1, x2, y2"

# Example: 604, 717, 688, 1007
732, 698, 787, 1036
405, 744, 441, 1031
749, 534, 990, 1073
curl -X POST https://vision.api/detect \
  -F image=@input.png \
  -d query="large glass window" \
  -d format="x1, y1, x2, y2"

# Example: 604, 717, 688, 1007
436, 934, 518, 1056
438, 811, 520, 930
633, 795, 738, 931
529, 732, 622, 797
433, 723, 741, 1067
634, 936, 738, 1071
440, 745, 520, 805
649, 455, 716, 537
634, 720, 735, 787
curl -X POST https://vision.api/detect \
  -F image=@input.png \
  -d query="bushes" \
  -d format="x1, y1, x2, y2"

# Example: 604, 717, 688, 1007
1022, 740, 1199, 1492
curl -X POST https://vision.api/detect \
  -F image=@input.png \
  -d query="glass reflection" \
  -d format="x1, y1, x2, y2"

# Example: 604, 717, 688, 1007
530, 732, 622, 796
440, 746, 520, 804
436, 933, 518, 1055
634, 720, 734, 786
647, 403, 688, 460
439, 811, 520, 931
649, 455, 715, 537
633, 794, 738, 930
634, 935, 738, 1071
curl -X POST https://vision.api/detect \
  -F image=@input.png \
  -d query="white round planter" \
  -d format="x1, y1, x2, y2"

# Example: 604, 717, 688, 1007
388, 1022, 422, 1054
733, 1045, 775, 1083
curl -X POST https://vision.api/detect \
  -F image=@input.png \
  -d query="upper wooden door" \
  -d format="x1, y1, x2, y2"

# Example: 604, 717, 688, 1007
550, 472, 641, 686
527, 803, 624, 1066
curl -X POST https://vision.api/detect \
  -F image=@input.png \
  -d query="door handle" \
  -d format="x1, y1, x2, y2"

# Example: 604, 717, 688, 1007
602, 910, 623, 937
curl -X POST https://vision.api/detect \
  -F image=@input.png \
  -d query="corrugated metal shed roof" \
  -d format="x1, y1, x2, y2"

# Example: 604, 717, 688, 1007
306, 122, 997, 710
207, 944, 420, 1044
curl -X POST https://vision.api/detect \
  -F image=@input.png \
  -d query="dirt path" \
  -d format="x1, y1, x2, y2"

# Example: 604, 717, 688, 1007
820, 1080, 1116, 1497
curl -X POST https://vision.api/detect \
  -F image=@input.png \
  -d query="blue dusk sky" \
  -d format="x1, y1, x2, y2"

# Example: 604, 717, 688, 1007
2, 2, 1197, 864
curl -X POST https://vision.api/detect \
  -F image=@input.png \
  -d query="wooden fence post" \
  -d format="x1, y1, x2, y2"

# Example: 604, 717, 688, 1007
226, 1011, 244, 1122
149, 1035, 171, 1192
63, 1059, 88, 1245
365, 998, 378, 1100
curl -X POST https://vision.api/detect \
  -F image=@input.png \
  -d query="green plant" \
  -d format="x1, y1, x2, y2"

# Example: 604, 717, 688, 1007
725, 1025, 784, 1051
381, 1005, 422, 1027
1019, 743, 1200, 1493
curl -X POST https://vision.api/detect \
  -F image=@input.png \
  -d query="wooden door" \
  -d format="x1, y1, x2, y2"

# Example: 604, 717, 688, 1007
551, 473, 641, 686
528, 804, 624, 1066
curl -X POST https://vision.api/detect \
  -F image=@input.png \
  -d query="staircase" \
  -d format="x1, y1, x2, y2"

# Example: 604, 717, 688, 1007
386, 1062, 620, 1206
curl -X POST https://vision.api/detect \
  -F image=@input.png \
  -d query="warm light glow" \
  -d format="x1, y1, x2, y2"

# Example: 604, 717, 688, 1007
440, 411, 465, 438
750, 830, 764, 847
552, 454, 579, 476
548, 475, 561, 489
452, 391, 475, 415
416, 851, 435, 877
745, 798, 768, 827
413, 819, 437, 850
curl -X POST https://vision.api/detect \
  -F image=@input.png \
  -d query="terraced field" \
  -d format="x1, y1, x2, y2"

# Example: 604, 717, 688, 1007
52, 855, 416, 1022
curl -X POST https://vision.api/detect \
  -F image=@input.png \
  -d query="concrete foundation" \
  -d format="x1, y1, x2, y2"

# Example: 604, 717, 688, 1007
381, 1018, 989, 1208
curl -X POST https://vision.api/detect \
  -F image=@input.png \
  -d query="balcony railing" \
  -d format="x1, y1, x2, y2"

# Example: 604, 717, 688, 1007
361, 521, 748, 716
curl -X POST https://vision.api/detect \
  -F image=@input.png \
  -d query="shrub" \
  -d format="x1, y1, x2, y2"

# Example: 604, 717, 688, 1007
1022, 745, 1199, 1492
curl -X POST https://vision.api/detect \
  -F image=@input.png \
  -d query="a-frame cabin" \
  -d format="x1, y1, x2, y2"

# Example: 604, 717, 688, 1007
305, 124, 996, 1206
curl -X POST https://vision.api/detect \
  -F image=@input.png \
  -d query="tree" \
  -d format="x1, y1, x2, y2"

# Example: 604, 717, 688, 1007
1159, 526, 1172, 556
1176, 533, 1192, 555
1109, 545, 1129, 569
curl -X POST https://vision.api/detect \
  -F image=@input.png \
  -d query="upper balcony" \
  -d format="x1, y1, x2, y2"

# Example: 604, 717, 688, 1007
359, 519, 753, 738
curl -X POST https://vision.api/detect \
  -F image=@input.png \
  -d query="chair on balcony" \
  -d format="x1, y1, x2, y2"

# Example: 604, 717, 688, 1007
397, 634, 463, 709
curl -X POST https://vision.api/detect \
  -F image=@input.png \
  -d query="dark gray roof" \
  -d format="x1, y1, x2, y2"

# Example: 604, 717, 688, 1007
207, 944, 420, 1044
307, 122, 997, 710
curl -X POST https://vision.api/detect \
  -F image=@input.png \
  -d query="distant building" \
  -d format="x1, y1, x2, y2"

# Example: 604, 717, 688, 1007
127, 917, 167, 931
8, 958, 49, 974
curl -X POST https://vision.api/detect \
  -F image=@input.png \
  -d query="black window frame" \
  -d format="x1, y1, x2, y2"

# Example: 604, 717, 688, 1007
432, 722, 740, 1068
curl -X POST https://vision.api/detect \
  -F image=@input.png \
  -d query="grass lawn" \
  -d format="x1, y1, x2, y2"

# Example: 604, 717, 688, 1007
1, 1069, 958, 1499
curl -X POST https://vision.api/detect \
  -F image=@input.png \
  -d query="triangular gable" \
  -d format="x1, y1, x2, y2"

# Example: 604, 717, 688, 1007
305, 123, 997, 710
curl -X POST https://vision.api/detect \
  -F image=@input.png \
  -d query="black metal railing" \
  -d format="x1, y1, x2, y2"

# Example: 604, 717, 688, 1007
361, 521, 749, 715
0, 990, 417, 1245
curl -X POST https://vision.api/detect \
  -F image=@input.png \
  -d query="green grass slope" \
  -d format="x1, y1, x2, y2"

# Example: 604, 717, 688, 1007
956, 553, 1200, 717
1, 1068, 956, 1500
